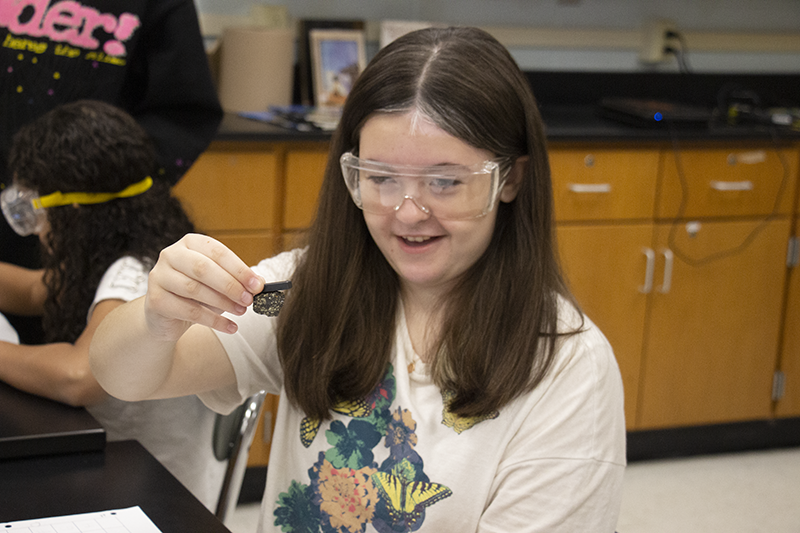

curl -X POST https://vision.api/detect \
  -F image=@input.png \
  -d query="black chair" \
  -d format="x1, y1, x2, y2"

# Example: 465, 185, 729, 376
212, 390, 267, 523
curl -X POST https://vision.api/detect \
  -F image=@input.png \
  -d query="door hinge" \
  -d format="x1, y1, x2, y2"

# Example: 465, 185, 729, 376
787, 237, 800, 268
772, 370, 786, 402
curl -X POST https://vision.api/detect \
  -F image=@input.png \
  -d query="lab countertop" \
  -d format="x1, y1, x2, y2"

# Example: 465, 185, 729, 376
216, 105, 799, 145
214, 71, 800, 145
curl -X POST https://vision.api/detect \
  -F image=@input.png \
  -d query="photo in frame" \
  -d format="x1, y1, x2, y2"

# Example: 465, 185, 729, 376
297, 19, 364, 106
309, 29, 366, 108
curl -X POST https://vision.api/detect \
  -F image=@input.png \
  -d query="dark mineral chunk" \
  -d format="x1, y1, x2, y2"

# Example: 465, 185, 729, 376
252, 280, 292, 317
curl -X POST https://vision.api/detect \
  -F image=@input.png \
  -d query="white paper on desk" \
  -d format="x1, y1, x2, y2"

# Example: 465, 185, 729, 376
0, 312, 19, 344
0, 506, 162, 532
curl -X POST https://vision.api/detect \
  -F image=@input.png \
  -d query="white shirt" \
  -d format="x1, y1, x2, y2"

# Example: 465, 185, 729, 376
87, 257, 227, 511
202, 249, 626, 532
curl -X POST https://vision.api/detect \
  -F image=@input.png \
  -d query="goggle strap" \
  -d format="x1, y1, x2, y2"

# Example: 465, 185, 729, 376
33, 176, 153, 209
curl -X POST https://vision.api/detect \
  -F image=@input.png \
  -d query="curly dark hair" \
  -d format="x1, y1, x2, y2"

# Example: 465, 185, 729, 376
8, 100, 194, 343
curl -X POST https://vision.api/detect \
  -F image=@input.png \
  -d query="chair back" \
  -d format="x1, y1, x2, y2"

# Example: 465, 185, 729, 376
212, 390, 267, 523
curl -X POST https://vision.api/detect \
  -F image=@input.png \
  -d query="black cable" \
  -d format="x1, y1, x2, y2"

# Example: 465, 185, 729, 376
664, 31, 692, 73
665, 122, 790, 267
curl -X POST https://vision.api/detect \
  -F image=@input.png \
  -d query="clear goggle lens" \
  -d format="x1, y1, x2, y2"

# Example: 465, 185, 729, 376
1, 177, 153, 237
1, 185, 46, 236
340, 152, 507, 220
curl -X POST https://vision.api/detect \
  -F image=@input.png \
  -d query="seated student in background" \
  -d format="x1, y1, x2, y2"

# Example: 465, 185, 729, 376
0, 0, 223, 345
90, 27, 626, 532
0, 100, 225, 511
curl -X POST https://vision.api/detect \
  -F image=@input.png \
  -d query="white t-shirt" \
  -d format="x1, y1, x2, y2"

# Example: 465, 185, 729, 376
87, 257, 227, 511
202, 249, 626, 532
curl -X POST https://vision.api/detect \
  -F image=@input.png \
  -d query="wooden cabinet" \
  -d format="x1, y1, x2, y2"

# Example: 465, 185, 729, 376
174, 138, 800, 460
557, 223, 652, 429
776, 163, 800, 418
282, 148, 329, 250
641, 145, 797, 428
173, 141, 283, 266
778, 276, 800, 417
638, 218, 789, 427
283, 149, 328, 230
552, 147, 660, 428
554, 143, 798, 430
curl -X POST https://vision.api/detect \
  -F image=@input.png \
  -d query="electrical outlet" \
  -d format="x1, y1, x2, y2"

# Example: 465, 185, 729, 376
639, 19, 677, 64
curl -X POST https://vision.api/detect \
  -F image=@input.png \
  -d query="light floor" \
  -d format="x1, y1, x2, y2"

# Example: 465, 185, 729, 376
224, 446, 800, 533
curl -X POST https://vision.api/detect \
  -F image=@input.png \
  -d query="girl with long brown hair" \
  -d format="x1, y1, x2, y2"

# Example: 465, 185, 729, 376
91, 27, 625, 532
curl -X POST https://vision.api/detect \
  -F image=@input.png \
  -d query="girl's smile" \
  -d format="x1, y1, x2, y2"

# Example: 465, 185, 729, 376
358, 111, 518, 298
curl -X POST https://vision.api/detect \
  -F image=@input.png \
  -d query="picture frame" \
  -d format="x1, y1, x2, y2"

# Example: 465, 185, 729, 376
379, 20, 438, 49
309, 29, 367, 109
297, 19, 365, 106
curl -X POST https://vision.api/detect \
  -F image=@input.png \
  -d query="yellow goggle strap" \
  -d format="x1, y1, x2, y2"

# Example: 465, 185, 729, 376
32, 176, 153, 209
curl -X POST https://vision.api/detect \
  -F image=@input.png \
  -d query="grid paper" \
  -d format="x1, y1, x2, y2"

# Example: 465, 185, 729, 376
0, 506, 161, 532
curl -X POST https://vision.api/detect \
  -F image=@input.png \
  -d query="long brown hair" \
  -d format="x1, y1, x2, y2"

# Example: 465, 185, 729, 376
277, 27, 580, 420
9, 100, 194, 343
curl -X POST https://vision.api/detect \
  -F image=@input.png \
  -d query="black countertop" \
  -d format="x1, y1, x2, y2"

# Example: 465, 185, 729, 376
216, 112, 331, 143
216, 71, 800, 144
539, 104, 797, 142
218, 107, 799, 144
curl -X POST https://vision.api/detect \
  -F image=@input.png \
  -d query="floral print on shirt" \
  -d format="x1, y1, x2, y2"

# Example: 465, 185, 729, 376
274, 364, 454, 533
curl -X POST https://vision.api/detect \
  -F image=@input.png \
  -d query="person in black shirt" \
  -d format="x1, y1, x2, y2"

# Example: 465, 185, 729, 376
1, 0, 223, 343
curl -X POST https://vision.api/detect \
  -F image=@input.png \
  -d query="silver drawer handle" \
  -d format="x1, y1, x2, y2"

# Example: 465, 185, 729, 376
709, 180, 754, 191
728, 150, 766, 165
568, 183, 612, 193
640, 248, 655, 294
659, 249, 673, 294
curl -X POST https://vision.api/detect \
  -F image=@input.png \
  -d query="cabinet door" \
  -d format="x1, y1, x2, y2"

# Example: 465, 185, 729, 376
779, 147, 800, 417
282, 148, 328, 251
174, 149, 280, 231
557, 223, 653, 429
638, 218, 790, 428
283, 149, 328, 230
776, 227, 800, 418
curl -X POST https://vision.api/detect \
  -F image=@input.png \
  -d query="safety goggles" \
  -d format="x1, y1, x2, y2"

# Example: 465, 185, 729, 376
340, 152, 509, 220
1, 176, 153, 236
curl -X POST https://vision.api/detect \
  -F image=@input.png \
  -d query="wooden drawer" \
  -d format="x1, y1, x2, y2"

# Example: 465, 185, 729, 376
284, 149, 328, 230
550, 148, 659, 221
174, 148, 280, 231
657, 146, 798, 219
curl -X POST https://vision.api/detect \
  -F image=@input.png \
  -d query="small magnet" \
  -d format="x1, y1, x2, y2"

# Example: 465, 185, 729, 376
253, 280, 292, 316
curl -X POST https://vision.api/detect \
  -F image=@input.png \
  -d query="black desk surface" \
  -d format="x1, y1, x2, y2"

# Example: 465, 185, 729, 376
0, 381, 105, 460
0, 439, 232, 532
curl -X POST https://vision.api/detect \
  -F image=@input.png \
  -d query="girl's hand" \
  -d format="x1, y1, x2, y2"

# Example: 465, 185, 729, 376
144, 234, 264, 340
